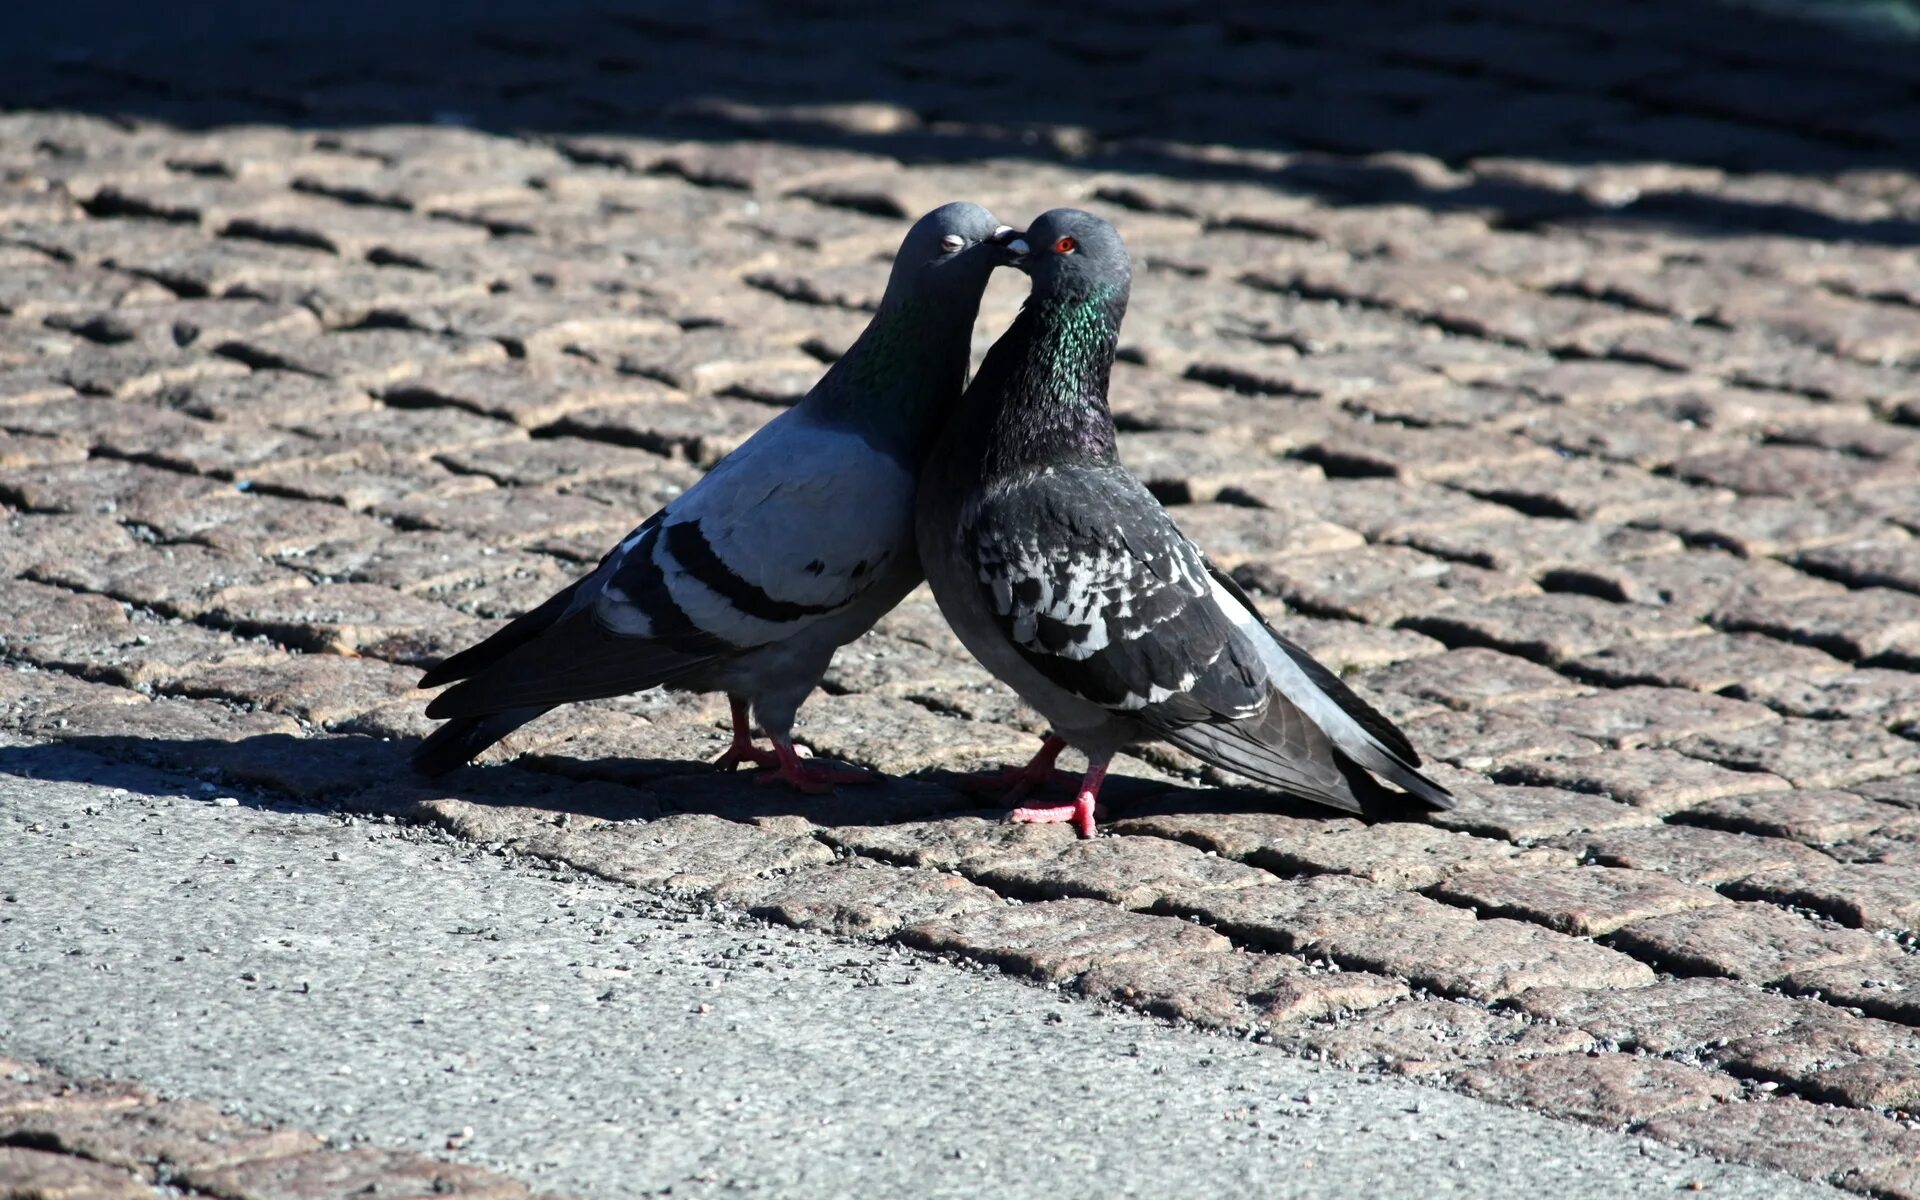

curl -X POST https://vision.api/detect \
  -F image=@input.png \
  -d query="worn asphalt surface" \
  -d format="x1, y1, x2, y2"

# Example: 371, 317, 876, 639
1, 745, 1840, 1199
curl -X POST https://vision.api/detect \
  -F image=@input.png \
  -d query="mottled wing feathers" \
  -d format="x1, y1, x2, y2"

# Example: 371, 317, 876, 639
964, 464, 1451, 812
969, 468, 1259, 721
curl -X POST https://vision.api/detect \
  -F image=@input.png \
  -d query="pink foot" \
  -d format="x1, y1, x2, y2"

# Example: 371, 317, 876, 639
752, 738, 875, 794
1012, 794, 1100, 839
1007, 755, 1109, 840
712, 696, 781, 772
712, 741, 781, 772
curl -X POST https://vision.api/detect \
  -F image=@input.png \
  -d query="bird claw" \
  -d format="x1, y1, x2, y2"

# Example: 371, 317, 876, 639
1011, 794, 1100, 839
754, 758, 876, 794
711, 742, 782, 772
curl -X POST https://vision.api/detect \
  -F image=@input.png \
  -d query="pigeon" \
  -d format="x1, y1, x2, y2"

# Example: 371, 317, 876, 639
415, 202, 1021, 790
915, 209, 1454, 836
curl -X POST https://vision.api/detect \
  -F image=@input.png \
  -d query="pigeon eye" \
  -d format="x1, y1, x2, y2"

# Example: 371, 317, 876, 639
940, 233, 965, 253
1054, 236, 1077, 254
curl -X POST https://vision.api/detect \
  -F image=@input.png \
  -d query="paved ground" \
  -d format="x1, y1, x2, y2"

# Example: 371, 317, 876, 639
2, 0, 1920, 1196
3, 748, 1847, 1200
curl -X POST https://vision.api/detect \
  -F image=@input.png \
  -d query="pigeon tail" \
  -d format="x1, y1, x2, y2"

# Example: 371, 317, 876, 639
1205, 566, 1455, 813
412, 705, 549, 776
419, 577, 585, 689
1157, 712, 1366, 816
424, 608, 715, 720
1338, 739, 1457, 812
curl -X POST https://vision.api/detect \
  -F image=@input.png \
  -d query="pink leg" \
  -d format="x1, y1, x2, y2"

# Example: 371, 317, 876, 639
754, 735, 875, 794
711, 697, 780, 771
958, 735, 1075, 804
1012, 754, 1109, 839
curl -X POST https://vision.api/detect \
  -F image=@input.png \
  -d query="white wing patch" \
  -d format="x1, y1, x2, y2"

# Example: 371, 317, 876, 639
595, 409, 916, 650
974, 524, 1208, 661
1111, 670, 1201, 711
668, 414, 914, 608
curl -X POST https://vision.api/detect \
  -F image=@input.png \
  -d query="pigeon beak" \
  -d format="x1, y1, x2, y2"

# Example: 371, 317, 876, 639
989, 226, 1030, 266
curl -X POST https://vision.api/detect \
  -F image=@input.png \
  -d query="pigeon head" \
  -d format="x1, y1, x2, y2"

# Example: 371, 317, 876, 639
805, 202, 1022, 455
880, 201, 1023, 307
1007, 208, 1131, 302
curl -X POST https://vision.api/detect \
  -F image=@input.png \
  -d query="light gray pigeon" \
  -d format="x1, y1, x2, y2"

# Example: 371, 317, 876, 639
916, 209, 1454, 835
417, 202, 1021, 790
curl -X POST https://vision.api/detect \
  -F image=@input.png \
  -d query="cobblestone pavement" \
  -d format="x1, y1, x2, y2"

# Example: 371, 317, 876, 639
9, 756, 1846, 1200
1, 1058, 566, 1200
2, 0, 1919, 1195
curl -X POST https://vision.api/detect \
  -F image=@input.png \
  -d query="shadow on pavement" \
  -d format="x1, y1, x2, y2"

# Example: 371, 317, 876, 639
0, 731, 1437, 831
1, 0, 1917, 245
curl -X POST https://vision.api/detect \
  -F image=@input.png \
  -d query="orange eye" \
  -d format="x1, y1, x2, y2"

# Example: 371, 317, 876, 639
1054, 236, 1077, 254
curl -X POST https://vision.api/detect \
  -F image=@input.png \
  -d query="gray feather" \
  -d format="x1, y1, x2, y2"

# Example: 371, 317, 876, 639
425, 609, 716, 719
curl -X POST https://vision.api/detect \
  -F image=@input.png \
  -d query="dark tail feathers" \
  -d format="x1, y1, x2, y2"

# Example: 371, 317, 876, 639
411, 706, 550, 776
419, 577, 585, 689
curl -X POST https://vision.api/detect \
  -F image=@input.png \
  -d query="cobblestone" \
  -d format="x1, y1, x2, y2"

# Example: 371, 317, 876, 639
1169, 877, 1655, 1000
1566, 633, 1850, 694
1564, 823, 1835, 886
1401, 592, 1707, 665
1726, 862, 1920, 932
1529, 686, 1778, 750
1429, 865, 1724, 937
1787, 957, 1920, 1027
1077, 952, 1407, 1030
1450, 1054, 1739, 1128
1398, 708, 1603, 770
707, 860, 1001, 940
1715, 587, 1920, 664
1239, 545, 1538, 624
1676, 790, 1920, 846
0, 1146, 156, 1199
1738, 668, 1920, 726
1403, 519, 1685, 575
1641, 1098, 1920, 1188
1353, 647, 1589, 712
896, 899, 1232, 984
1500, 750, 1794, 814
1674, 717, 1920, 789
1798, 538, 1920, 594
1299, 998, 1596, 1075
1449, 457, 1728, 523
6, 0, 1920, 1186
0, 1058, 552, 1199
1607, 902, 1899, 984
1421, 770, 1659, 842
188, 1147, 543, 1200
1545, 551, 1847, 620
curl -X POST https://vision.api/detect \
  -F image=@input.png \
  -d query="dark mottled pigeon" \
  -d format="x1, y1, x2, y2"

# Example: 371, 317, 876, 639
916, 209, 1454, 836
416, 203, 1020, 790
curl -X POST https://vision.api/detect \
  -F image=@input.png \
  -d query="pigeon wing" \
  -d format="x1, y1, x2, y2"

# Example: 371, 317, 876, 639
965, 466, 1448, 813
963, 467, 1364, 810
427, 416, 913, 719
